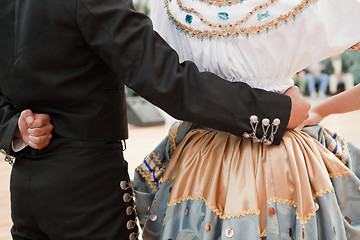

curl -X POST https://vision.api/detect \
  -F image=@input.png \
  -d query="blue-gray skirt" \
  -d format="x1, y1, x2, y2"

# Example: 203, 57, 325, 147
133, 122, 360, 239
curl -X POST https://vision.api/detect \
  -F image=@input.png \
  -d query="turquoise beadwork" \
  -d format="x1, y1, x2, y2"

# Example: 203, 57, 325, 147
257, 10, 270, 21
217, 12, 229, 20
185, 14, 193, 24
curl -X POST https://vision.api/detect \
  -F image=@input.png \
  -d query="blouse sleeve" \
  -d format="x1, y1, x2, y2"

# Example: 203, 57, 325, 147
299, 0, 360, 64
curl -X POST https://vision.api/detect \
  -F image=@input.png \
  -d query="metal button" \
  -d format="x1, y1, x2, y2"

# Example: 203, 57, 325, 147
123, 193, 134, 203
262, 118, 270, 126
267, 207, 276, 217
147, 206, 151, 212
315, 203, 319, 211
149, 214, 158, 222
126, 206, 135, 216
345, 216, 352, 224
302, 227, 305, 239
225, 228, 234, 238
250, 115, 258, 123
120, 181, 128, 190
243, 132, 250, 138
273, 118, 280, 126
126, 220, 136, 230
205, 222, 211, 231
129, 232, 138, 240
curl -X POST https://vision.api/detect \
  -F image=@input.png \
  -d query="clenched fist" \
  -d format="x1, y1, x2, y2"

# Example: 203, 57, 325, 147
16, 109, 54, 150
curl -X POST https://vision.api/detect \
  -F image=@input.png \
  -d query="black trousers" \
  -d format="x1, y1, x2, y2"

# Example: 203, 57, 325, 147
10, 135, 138, 240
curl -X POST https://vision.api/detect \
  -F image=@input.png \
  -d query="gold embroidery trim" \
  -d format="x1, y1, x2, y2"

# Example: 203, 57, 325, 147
312, 186, 334, 199
350, 42, 360, 52
165, 0, 318, 39
328, 171, 353, 179
135, 151, 166, 192
169, 121, 182, 153
168, 195, 261, 219
193, 0, 244, 7
136, 166, 159, 192
167, 187, 331, 227
266, 197, 297, 207
267, 197, 319, 225
160, 175, 176, 182
149, 151, 162, 166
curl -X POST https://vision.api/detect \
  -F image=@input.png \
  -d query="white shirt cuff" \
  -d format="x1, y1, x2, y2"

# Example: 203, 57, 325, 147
12, 139, 28, 152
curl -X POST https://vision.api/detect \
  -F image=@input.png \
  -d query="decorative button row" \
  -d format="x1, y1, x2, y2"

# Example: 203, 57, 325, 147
120, 180, 138, 240
243, 115, 280, 145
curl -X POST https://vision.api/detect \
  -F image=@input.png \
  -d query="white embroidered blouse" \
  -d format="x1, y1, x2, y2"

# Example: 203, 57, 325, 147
150, 0, 360, 93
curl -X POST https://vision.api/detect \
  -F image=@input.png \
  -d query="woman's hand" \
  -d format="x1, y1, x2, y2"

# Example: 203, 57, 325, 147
303, 108, 324, 127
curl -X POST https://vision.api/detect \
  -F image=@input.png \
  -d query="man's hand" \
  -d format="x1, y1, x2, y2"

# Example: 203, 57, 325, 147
16, 109, 53, 150
284, 86, 311, 129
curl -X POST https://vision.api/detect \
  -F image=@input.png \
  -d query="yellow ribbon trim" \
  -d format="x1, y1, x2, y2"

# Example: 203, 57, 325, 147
168, 195, 261, 219
136, 166, 159, 192
169, 121, 182, 153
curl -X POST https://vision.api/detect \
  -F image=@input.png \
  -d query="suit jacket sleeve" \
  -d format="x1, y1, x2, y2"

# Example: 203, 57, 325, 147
0, 88, 20, 153
76, 0, 292, 145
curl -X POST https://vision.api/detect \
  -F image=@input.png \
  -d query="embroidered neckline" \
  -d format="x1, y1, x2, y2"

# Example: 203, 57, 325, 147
177, 0, 279, 31
194, 0, 245, 7
165, 0, 318, 39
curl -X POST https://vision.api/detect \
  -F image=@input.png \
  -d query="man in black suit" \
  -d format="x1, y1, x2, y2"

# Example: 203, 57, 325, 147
0, 0, 309, 239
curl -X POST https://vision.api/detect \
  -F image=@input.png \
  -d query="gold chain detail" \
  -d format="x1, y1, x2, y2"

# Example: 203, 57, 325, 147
193, 0, 244, 7
165, 0, 318, 39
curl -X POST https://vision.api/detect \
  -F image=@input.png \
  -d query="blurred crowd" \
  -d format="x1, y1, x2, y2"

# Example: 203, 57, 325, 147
293, 50, 360, 98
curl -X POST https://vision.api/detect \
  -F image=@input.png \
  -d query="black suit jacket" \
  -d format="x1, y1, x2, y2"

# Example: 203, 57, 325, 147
0, 0, 291, 153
